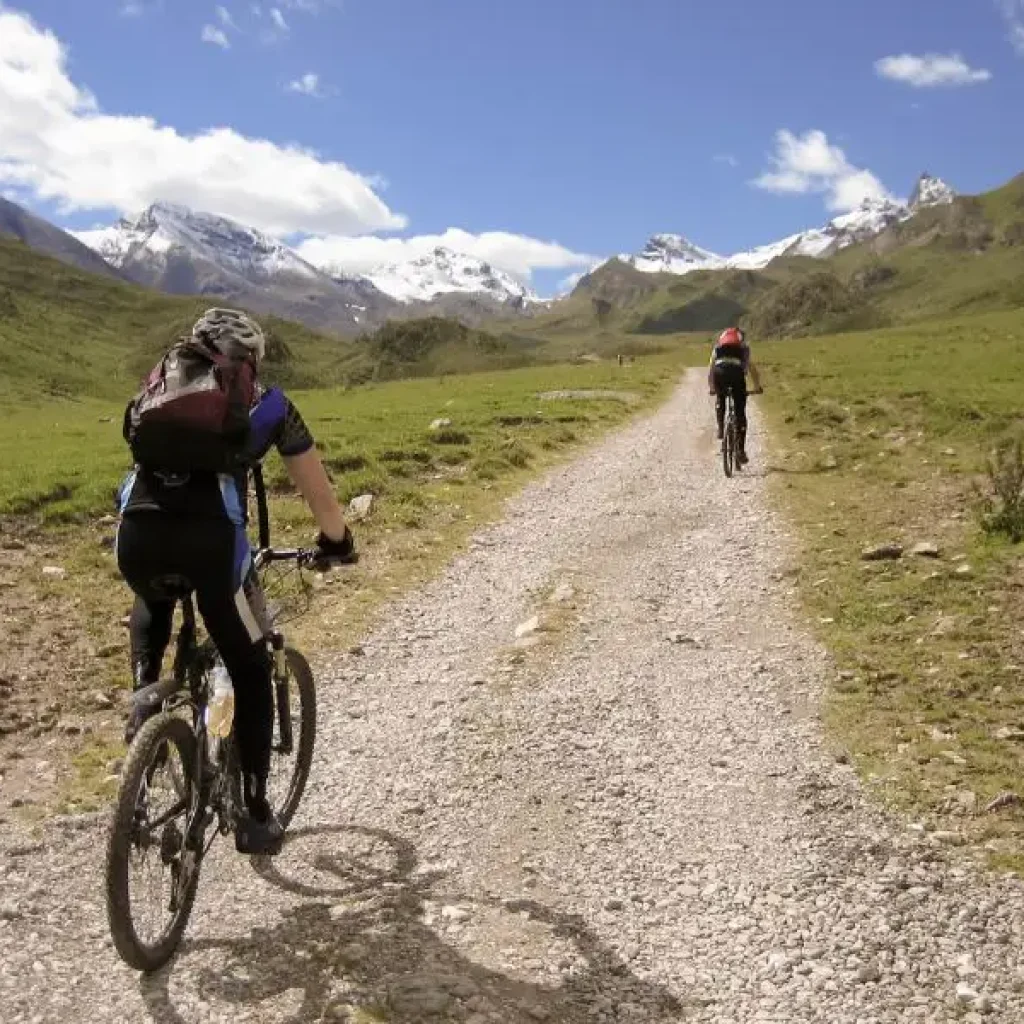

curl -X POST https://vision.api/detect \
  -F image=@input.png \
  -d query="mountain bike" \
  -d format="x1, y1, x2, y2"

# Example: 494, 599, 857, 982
104, 468, 320, 972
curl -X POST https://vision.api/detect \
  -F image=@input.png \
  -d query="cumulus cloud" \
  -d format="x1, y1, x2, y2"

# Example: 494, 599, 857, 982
296, 230, 596, 283
270, 7, 289, 31
998, 0, 1024, 55
201, 24, 231, 48
0, 7, 404, 235
753, 129, 890, 212
875, 53, 991, 87
287, 72, 323, 97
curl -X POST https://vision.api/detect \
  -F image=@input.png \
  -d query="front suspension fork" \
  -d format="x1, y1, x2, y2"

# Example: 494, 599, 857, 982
270, 632, 293, 756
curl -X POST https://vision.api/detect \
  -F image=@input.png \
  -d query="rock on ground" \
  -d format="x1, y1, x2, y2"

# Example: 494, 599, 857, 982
1, 372, 1023, 1024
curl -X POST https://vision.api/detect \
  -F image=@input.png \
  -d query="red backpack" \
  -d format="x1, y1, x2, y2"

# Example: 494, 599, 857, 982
124, 337, 257, 473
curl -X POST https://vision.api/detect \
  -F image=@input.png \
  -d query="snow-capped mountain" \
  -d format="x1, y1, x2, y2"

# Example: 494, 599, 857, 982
73, 202, 396, 333
621, 233, 726, 274
75, 202, 324, 284
315, 246, 539, 308
909, 173, 956, 211
607, 173, 956, 282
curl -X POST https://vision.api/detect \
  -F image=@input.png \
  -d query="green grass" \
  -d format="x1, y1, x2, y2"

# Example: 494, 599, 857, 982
759, 309, 1024, 865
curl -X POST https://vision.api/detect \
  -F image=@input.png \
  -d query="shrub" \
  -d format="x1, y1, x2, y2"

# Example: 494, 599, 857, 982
976, 438, 1024, 542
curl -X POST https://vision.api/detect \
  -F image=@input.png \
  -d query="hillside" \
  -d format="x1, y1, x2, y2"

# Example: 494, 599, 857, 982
0, 232, 361, 402
0, 198, 127, 281
0, 233, 587, 403
542, 171, 1024, 341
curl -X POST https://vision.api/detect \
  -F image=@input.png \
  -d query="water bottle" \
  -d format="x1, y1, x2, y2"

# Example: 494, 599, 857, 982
206, 662, 235, 739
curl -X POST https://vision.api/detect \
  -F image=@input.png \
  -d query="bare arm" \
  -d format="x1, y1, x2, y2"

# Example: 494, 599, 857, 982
282, 448, 348, 541
747, 359, 763, 392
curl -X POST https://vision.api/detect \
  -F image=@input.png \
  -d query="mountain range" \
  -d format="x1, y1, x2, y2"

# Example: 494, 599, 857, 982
0, 172, 968, 337
606, 174, 956, 279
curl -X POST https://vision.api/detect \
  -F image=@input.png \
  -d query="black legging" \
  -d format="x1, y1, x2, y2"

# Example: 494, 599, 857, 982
116, 512, 273, 781
713, 362, 748, 448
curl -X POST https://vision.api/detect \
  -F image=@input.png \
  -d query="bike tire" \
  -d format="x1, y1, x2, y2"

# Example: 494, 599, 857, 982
723, 419, 735, 478
105, 714, 200, 972
271, 647, 317, 828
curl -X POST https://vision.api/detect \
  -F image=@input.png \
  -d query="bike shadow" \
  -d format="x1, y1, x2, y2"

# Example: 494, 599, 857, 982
139, 823, 686, 1023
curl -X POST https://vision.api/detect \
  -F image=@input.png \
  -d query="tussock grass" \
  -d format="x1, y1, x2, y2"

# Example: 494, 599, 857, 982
761, 309, 1024, 867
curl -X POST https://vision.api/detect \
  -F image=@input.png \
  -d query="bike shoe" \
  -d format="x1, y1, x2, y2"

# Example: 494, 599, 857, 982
738, 451, 749, 466
235, 804, 284, 856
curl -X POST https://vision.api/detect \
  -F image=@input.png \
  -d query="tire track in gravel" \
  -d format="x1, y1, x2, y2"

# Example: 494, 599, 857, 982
2, 371, 1023, 1024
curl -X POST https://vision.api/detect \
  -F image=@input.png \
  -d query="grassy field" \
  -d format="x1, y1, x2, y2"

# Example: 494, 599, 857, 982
759, 308, 1024, 868
0, 352, 685, 815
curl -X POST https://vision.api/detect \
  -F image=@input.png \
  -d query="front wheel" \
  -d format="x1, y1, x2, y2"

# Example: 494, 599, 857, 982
722, 418, 736, 478
105, 714, 201, 972
266, 647, 317, 827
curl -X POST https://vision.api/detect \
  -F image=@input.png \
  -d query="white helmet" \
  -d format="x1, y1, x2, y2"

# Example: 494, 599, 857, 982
192, 307, 266, 362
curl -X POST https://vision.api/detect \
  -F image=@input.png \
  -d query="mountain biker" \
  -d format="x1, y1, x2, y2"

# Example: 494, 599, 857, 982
708, 326, 763, 464
115, 308, 357, 856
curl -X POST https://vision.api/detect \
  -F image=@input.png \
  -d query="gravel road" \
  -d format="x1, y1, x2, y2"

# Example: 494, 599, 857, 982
2, 371, 1023, 1024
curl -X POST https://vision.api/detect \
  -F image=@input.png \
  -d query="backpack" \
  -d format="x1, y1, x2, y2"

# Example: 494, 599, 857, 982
124, 337, 257, 473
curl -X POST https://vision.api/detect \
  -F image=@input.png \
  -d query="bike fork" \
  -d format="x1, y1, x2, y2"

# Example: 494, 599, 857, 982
271, 632, 294, 756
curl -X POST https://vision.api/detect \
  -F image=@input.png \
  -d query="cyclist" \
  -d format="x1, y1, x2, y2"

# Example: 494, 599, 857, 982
708, 326, 763, 465
115, 308, 357, 856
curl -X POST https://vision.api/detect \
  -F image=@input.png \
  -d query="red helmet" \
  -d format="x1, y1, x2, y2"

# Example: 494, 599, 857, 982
717, 327, 744, 347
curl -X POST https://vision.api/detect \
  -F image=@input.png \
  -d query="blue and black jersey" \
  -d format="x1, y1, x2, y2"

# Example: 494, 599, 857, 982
118, 383, 314, 525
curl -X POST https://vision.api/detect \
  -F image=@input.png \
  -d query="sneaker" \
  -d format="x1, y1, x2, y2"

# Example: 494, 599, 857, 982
236, 790, 284, 856
236, 806, 284, 856
737, 450, 749, 466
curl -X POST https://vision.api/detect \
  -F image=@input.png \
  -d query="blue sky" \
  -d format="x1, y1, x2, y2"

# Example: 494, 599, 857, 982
2, 0, 1023, 294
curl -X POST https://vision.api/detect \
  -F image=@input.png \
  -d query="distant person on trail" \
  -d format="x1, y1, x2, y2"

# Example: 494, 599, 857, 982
114, 307, 358, 856
708, 326, 763, 465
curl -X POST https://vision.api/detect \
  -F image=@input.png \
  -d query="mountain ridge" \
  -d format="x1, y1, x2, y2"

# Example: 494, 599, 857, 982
602, 173, 956, 287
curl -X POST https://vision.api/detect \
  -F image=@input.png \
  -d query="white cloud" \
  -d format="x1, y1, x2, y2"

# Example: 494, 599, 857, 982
215, 5, 237, 29
875, 53, 991, 87
753, 129, 890, 212
557, 270, 587, 294
998, 0, 1024, 55
287, 72, 323, 97
0, 8, 404, 235
270, 7, 289, 31
297, 230, 596, 283
201, 24, 231, 48
280, 0, 336, 11
120, 2, 145, 14
713, 153, 739, 168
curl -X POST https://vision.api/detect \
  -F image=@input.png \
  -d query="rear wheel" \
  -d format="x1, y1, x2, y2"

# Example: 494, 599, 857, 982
722, 416, 735, 478
105, 714, 200, 972
266, 647, 317, 827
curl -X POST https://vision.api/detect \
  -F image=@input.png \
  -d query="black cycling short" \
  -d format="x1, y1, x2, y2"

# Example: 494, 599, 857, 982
712, 361, 748, 435
116, 511, 274, 780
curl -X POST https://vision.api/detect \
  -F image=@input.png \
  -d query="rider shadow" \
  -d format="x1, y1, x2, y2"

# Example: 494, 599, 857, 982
140, 824, 686, 1023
